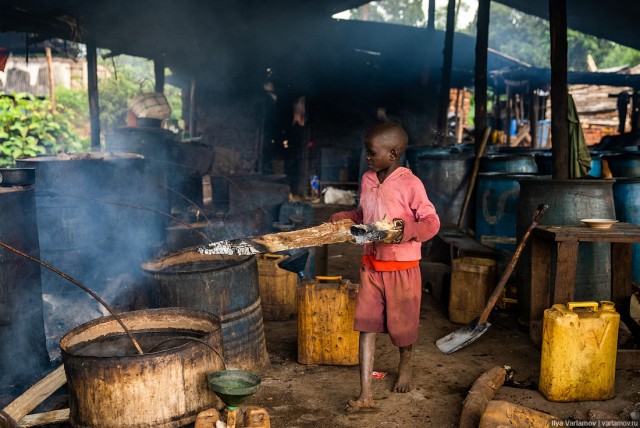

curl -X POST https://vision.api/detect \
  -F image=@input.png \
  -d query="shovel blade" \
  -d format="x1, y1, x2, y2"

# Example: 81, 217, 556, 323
435, 321, 491, 354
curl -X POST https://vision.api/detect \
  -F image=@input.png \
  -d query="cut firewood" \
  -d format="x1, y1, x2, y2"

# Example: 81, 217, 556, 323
459, 366, 507, 428
2, 366, 66, 425
479, 400, 558, 427
197, 219, 357, 255
17, 409, 69, 427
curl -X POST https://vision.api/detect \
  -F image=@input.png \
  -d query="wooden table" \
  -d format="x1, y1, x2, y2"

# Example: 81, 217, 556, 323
529, 223, 640, 345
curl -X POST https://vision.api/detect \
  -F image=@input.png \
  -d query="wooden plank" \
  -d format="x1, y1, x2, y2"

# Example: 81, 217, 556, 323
534, 224, 640, 243
18, 409, 69, 427
3, 366, 66, 423
611, 243, 633, 308
552, 241, 578, 304
530, 235, 552, 344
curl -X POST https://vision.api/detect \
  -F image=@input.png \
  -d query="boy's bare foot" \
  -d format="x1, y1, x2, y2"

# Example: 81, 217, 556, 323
393, 367, 412, 393
345, 397, 376, 411
393, 344, 413, 393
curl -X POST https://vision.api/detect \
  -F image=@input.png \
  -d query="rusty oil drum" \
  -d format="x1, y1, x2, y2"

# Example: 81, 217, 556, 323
143, 252, 269, 371
60, 308, 225, 428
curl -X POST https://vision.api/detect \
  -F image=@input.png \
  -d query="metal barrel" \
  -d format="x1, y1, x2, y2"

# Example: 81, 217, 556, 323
535, 151, 603, 178
143, 253, 269, 371
60, 308, 224, 428
0, 186, 50, 401
475, 173, 542, 253
480, 154, 538, 174
613, 177, 640, 283
105, 127, 175, 231
17, 153, 157, 359
516, 178, 615, 326
406, 147, 474, 228
602, 152, 640, 177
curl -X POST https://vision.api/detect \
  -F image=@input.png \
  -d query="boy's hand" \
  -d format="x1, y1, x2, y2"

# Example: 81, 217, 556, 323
350, 217, 403, 244
385, 218, 404, 244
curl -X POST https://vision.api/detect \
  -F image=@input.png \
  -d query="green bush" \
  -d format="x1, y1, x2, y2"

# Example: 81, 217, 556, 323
0, 93, 88, 166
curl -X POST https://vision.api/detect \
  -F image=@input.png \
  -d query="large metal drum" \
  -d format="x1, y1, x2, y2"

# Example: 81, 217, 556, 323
480, 154, 538, 174
106, 127, 175, 233
612, 177, 640, 283
475, 173, 541, 253
0, 185, 49, 401
60, 308, 225, 428
516, 178, 615, 325
143, 252, 269, 370
406, 147, 473, 227
602, 152, 640, 177
17, 153, 157, 358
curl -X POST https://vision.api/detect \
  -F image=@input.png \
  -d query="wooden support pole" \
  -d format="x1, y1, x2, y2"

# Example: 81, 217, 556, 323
154, 56, 165, 93
188, 78, 196, 137
427, 0, 436, 30
436, 0, 456, 137
530, 90, 538, 147
44, 46, 55, 112
550, 0, 569, 179
474, 0, 490, 155
86, 40, 101, 150
506, 85, 511, 146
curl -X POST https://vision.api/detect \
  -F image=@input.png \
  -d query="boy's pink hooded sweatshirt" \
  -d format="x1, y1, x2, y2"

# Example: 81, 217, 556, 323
331, 167, 440, 261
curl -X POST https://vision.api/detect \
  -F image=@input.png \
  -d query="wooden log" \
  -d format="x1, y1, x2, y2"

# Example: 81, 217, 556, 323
2, 366, 66, 423
17, 409, 69, 427
479, 400, 558, 427
459, 366, 507, 428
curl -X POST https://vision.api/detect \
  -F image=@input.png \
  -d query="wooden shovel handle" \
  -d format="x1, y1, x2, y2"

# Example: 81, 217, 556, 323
478, 204, 548, 323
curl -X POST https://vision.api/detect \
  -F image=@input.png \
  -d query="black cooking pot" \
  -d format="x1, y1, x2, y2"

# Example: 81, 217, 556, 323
0, 168, 35, 186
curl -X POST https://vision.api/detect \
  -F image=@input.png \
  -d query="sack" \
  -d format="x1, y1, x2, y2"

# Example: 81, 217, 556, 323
323, 186, 356, 205
128, 92, 172, 120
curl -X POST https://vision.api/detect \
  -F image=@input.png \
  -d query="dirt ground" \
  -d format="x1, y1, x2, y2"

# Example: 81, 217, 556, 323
237, 204, 640, 428
4, 204, 639, 427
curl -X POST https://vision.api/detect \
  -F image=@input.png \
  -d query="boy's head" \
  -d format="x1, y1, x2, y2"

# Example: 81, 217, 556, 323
365, 122, 408, 154
364, 122, 408, 174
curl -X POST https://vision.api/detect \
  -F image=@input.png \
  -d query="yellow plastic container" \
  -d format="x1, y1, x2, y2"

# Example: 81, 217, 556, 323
297, 276, 360, 365
539, 301, 620, 402
257, 254, 298, 321
448, 257, 497, 324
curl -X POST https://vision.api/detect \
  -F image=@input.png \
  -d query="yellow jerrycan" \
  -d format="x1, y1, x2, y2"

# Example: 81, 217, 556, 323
539, 301, 619, 402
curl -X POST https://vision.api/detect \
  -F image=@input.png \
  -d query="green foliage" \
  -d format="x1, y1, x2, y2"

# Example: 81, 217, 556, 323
0, 93, 87, 167
348, 0, 425, 27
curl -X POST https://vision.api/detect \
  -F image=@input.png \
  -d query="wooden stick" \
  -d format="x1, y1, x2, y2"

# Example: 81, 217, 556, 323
2, 366, 66, 423
459, 366, 507, 428
458, 126, 491, 228
18, 409, 69, 427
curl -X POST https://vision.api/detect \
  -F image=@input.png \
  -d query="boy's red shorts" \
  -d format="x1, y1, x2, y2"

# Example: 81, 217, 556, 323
354, 264, 422, 347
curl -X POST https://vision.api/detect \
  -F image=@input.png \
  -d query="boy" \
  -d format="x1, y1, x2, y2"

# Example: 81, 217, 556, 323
329, 122, 440, 410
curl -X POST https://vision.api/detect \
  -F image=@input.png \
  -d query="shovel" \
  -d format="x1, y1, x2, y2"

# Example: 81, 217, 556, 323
436, 203, 548, 354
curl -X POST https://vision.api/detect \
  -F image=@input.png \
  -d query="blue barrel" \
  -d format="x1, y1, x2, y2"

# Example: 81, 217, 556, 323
406, 147, 474, 228
613, 177, 640, 283
480, 154, 538, 173
516, 178, 615, 326
602, 152, 640, 177
475, 173, 541, 253
536, 151, 602, 178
